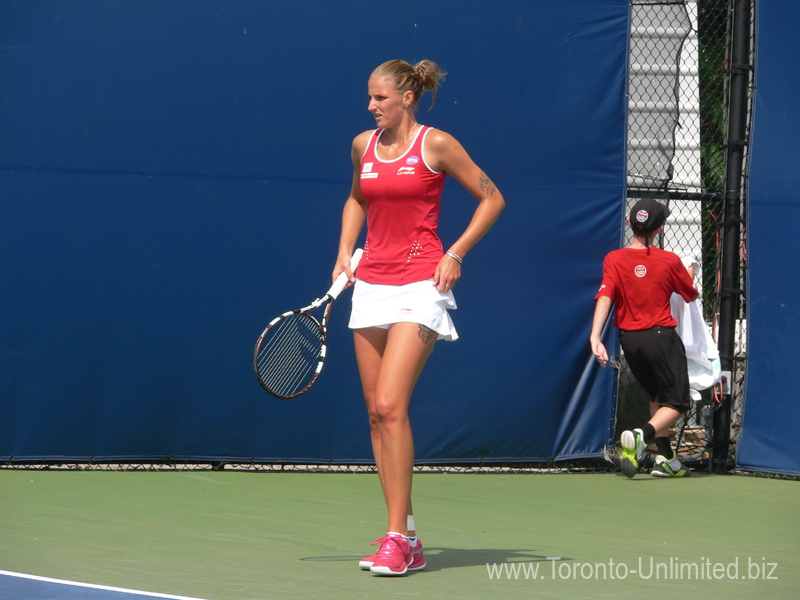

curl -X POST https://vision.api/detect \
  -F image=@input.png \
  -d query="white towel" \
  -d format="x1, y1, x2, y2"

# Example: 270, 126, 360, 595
671, 256, 722, 399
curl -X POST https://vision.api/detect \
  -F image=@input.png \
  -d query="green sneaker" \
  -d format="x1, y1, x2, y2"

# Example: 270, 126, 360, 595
651, 454, 690, 477
619, 428, 647, 478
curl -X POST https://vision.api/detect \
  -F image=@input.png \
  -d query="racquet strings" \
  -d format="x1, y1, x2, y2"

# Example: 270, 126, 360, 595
256, 312, 325, 397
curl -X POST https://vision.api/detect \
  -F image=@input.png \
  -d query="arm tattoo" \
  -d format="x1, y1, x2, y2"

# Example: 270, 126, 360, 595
417, 324, 436, 343
479, 171, 497, 196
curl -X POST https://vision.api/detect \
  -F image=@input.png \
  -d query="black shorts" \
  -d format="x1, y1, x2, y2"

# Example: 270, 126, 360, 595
618, 326, 691, 413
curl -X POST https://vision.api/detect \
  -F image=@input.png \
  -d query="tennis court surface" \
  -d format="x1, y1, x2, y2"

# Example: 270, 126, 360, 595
1, 468, 797, 599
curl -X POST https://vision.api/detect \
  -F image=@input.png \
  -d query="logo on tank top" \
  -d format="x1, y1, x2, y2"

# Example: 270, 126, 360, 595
634, 265, 647, 277
396, 155, 420, 175
361, 162, 378, 179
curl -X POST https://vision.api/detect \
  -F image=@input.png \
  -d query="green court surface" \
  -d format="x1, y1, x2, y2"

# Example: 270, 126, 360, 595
1, 468, 797, 599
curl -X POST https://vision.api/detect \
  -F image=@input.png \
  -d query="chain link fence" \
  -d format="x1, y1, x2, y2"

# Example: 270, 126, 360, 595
619, 0, 751, 471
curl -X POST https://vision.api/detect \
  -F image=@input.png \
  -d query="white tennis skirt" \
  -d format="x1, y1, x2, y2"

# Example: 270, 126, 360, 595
348, 278, 459, 341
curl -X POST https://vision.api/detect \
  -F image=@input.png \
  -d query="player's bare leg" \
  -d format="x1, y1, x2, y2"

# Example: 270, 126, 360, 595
355, 323, 435, 533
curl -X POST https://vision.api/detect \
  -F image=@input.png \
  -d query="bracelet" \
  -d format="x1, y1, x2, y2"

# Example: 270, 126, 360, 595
446, 249, 463, 264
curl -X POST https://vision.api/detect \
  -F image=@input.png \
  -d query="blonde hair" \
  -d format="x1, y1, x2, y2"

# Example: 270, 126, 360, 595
371, 59, 446, 110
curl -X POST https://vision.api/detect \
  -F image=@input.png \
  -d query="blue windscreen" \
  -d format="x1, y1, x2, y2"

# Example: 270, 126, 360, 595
736, 0, 800, 475
0, 1, 629, 463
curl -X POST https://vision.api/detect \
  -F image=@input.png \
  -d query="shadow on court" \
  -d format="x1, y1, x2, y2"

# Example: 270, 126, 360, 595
300, 548, 571, 572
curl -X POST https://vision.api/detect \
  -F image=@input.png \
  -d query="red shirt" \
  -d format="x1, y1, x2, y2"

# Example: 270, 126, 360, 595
595, 247, 699, 331
356, 126, 447, 285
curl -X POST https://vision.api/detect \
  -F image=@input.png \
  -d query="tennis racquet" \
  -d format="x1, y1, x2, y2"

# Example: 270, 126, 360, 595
253, 249, 363, 398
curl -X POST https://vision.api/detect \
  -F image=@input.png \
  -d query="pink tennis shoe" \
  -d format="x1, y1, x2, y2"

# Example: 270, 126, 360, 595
359, 533, 426, 575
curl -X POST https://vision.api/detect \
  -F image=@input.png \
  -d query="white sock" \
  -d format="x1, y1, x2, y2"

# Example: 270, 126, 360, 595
388, 531, 418, 546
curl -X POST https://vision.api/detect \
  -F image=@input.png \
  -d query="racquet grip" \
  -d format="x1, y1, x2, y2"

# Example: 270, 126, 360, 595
327, 248, 363, 300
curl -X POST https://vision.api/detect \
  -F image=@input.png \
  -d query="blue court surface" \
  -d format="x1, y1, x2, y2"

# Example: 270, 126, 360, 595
0, 570, 208, 600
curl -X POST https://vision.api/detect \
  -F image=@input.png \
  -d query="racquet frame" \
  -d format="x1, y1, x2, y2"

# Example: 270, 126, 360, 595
253, 249, 362, 398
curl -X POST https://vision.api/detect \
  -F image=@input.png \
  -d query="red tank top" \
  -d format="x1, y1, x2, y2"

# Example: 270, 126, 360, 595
356, 126, 447, 285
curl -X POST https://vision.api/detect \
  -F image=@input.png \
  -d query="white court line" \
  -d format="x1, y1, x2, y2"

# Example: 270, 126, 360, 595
0, 570, 210, 600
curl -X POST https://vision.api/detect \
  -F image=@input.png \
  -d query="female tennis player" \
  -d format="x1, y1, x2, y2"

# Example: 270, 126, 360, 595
332, 59, 505, 576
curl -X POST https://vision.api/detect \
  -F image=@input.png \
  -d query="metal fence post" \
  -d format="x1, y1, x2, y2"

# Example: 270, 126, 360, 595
714, 0, 752, 472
